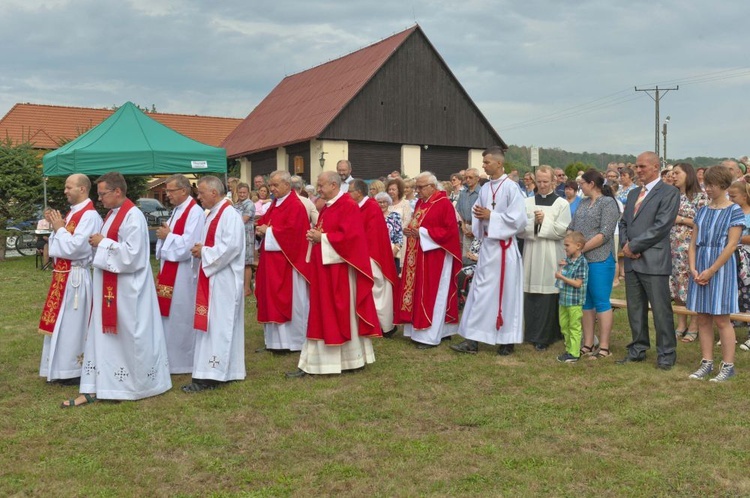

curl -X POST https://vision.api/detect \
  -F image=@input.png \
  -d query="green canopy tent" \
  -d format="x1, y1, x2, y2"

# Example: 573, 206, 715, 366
43, 101, 227, 177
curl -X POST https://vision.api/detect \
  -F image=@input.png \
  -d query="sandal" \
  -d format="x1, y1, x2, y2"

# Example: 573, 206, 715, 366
675, 329, 687, 340
590, 348, 612, 359
60, 393, 96, 408
681, 331, 698, 343
580, 344, 596, 356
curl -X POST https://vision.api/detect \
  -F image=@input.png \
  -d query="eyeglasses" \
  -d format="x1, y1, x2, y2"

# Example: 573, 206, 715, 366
97, 190, 113, 198
415, 184, 431, 190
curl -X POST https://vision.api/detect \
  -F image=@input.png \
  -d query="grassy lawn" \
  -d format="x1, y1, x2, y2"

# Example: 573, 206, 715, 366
1, 256, 749, 497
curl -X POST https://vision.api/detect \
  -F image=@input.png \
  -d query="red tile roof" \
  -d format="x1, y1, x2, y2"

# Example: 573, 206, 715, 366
0, 103, 242, 149
222, 26, 418, 158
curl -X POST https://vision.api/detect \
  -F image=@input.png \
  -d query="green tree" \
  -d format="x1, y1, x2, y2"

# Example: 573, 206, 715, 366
0, 139, 44, 260
564, 161, 592, 180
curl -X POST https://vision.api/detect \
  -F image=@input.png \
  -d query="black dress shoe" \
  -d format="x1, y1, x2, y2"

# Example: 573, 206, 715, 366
415, 342, 437, 350
181, 380, 219, 393
534, 343, 548, 351
270, 349, 292, 356
450, 340, 479, 354
285, 368, 308, 378
497, 344, 515, 356
615, 357, 645, 365
382, 327, 398, 338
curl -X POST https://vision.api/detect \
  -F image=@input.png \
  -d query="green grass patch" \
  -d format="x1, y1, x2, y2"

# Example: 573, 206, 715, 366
1, 256, 750, 496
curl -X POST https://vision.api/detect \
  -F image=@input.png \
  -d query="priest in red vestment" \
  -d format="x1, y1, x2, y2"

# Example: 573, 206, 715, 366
395, 172, 462, 349
347, 179, 399, 337
255, 170, 312, 353
287, 171, 380, 377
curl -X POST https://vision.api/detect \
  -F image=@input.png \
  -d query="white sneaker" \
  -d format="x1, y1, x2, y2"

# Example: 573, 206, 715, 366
740, 339, 750, 351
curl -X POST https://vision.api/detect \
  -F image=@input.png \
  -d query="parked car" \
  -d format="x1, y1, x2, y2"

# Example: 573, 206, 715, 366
137, 198, 170, 249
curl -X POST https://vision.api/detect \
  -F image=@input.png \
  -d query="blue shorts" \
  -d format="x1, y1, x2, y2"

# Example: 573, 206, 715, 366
583, 253, 615, 312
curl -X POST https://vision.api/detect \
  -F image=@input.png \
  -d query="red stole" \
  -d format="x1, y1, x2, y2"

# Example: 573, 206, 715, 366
396, 191, 462, 328
156, 198, 197, 316
101, 199, 136, 334
194, 201, 230, 332
38, 201, 96, 335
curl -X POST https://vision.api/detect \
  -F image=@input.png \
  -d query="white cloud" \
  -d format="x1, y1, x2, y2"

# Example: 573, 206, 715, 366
0, 0, 749, 157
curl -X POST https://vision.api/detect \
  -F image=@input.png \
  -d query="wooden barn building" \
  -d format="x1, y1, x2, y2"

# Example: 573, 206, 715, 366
222, 25, 506, 183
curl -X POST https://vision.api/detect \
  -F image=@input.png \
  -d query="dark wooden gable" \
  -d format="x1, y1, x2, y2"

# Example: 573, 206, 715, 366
319, 28, 505, 149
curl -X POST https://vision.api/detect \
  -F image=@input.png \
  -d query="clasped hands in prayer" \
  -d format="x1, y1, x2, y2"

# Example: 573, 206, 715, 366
156, 223, 171, 240
403, 227, 419, 238
191, 243, 203, 258
45, 208, 66, 231
306, 229, 322, 244
472, 205, 491, 220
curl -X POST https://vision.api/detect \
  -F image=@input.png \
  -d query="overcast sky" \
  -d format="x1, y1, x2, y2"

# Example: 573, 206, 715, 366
1, 0, 749, 159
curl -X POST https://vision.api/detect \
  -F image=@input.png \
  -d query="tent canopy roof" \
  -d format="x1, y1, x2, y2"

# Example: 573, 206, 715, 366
43, 102, 227, 176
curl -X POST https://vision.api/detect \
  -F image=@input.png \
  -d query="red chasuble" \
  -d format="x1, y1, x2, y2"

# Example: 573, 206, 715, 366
307, 194, 380, 345
255, 190, 312, 323
38, 200, 96, 335
395, 190, 462, 329
101, 199, 136, 334
359, 197, 398, 286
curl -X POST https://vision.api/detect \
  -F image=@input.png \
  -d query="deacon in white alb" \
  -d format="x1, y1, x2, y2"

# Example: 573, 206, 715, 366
39, 174, 102, 385
62, 172, 171, 407
155, 174, 205, 374
452, 147, 527, 356
183, 176, 246, 392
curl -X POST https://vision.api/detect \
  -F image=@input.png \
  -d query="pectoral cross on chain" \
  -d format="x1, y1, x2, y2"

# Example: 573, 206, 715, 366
491, 201, 496, 209
104, 286, 115, 308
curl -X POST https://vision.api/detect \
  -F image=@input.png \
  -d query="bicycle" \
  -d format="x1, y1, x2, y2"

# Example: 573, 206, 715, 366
6, 227, 38, 256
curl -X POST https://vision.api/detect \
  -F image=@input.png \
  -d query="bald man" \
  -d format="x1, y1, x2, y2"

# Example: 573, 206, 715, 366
618, 151, 680, 370
39, 174, 103, 385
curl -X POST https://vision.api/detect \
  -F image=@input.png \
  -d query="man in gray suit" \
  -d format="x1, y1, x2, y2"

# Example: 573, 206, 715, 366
618, 151, 680, 369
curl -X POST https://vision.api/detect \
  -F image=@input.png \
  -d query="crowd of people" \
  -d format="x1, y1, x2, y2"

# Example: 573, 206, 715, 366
39, 151, 750, 408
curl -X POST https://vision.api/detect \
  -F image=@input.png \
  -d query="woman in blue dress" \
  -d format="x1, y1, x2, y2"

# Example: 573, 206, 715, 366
686, 166, 744, 382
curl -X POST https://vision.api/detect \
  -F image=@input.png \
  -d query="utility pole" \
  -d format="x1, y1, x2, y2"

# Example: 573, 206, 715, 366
635, 85, 678, 163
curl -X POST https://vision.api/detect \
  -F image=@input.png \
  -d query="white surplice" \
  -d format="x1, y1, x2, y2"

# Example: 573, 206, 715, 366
297, 267, 375, 374
403, 228, 457, 345
80, 206, 172, 400
39, 199, 102, 381
519, 196, 571, 294
156, 197, 205, 373
458, 175, 527, 345
192, 200, 246, 382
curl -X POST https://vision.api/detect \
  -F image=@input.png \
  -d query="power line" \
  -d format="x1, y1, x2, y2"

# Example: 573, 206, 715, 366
635, 85, 679, 157
499, 93, 645, 132
498, 66, 750, 133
